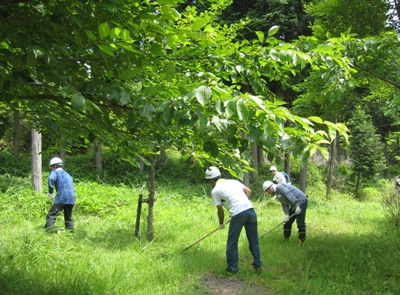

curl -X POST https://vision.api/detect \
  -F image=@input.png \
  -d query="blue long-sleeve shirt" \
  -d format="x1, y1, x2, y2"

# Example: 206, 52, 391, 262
274, 183, 307, 215
48, 168, 76, 205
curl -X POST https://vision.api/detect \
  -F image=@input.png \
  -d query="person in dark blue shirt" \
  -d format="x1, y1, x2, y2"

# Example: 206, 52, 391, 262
45, 157, 76, 232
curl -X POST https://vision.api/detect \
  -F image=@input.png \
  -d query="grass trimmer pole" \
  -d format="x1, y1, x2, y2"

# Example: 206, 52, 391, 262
183, 220, 231, 252
260, 213, 297, 239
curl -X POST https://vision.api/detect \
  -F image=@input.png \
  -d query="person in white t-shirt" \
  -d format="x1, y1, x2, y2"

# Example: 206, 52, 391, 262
270, 165, 287, 184
205, 166, 262, 274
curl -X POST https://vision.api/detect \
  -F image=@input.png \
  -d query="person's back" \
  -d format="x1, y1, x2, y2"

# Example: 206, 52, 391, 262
49, 168, 75, 204
211, 179, 253, 216
280, 171, 291, 184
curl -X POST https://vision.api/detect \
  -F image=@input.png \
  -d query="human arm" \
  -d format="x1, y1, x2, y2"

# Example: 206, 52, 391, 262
243, 186, 252, 199
216, 205, 225, 228
48, 170, 57, 195
217, 205, 224, 225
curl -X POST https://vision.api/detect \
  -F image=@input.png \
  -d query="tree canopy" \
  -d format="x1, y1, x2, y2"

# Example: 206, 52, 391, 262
0, 0, 353, 179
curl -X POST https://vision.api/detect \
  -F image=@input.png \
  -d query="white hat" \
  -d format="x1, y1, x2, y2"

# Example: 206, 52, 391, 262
205, 166, 221, 179
49, 157, 63, 167
263, 180, 274, 191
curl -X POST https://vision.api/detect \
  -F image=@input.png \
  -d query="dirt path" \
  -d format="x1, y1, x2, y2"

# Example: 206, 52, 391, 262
200, 272, 273, 295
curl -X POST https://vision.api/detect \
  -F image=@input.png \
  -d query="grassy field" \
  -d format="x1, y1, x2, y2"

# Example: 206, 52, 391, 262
1, 155, 400, 294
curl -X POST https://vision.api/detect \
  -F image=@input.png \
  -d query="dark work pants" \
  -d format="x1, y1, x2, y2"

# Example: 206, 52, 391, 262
283, 199, 308, 241
45, 203, 74, 230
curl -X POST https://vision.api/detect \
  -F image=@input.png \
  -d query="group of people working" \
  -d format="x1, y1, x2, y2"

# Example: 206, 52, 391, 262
205, 165, 308, 274
43, 156, 308, 276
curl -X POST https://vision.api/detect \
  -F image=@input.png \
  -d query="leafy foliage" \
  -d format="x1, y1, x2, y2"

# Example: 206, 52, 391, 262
305, 0, 390, 39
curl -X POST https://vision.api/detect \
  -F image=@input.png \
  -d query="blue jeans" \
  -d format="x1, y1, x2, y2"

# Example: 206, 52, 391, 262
226, 208, 262, 272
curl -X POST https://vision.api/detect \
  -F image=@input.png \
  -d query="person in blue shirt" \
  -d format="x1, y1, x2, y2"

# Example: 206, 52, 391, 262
44, 157, 76, 232
263, 181, 308, 244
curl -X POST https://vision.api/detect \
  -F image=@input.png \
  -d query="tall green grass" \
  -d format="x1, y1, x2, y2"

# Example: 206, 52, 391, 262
1, 153, 400, 294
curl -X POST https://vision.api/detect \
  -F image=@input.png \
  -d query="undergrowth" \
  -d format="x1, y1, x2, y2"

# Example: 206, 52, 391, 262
1, 152, 400, 294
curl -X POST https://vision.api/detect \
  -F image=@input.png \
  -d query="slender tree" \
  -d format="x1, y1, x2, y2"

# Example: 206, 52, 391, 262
347, 108, 385, 194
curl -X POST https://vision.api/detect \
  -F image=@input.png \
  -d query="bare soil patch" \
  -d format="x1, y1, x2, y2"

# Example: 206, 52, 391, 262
200, 272, 273, 295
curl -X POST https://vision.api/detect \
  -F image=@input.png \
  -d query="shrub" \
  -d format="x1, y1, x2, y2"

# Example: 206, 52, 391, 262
357, 187, 380, 201
381, 187, 400, 228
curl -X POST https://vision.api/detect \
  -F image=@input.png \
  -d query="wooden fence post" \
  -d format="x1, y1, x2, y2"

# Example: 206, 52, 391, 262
135, 194, 143, 237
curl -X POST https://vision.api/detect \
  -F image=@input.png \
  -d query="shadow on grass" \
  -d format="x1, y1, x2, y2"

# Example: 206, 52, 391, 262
260, 224, 400, 294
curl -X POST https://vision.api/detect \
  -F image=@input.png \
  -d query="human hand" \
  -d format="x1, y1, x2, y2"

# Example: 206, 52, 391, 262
295, 206, 302, 215
48, 193, 54, 199
219, 224, 225, 230
283, 215, 290, 223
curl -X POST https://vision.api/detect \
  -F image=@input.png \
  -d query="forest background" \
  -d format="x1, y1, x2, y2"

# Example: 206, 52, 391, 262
1, 0, 400, 294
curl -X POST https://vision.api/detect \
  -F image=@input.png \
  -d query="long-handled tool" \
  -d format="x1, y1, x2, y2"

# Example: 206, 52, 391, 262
260, 213, 296, 238
183, 220, 231, 252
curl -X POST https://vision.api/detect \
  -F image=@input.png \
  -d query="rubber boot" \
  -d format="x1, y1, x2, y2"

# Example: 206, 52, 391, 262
284, 229, 291, 240
65, 220, 74, 232
298, 232, 306, 245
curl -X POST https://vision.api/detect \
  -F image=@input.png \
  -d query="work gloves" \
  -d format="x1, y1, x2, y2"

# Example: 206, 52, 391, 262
283, 215, 290, 223
295, 206, 302, 215
219, 224, 225, 229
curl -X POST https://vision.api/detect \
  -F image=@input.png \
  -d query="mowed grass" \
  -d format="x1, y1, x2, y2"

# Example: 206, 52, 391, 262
1, 176, 400, 295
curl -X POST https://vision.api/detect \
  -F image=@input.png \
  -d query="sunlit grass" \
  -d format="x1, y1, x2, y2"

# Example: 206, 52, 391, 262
1, 173, 400, 294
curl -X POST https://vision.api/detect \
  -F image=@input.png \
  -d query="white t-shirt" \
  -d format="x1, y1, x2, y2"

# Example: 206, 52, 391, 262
273, 172, 287, 184
211, 179, 253, 217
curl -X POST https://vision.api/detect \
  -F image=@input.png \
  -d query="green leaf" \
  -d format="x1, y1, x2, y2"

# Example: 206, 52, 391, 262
162, 104, 173, 125
71, 93, 86, 111
110, 27, 121, 39
210, 141, 219, 157
26, 52, 37, 67
236, 99, 248, 122
196, 86, 212, 106
191, 19, 207, 31
308, 116, 323, 124
120, 91, 130, 105
164, 63, 176, 82
225, 99, 236, 118
88, 132, 96, 143
120, 70, 136, 80
268, 26, 280, 37
166, 34, 179, 48
255, 31, 264, 43
98, 22, 111, 39
184, 89, 197, 103
97, 44, 115, 56
195, 110, 207, 130
204, 141, 219, 157
85, 30, 97, 41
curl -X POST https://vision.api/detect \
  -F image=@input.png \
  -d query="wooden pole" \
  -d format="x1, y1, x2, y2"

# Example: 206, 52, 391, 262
134, 194, 143, 237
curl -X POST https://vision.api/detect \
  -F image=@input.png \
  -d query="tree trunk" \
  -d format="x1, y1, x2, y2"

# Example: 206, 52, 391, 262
355, 171, 361, 195
242, 131, 250, 186
94, 142, 103, 171
12, 109, 21, 158
326, 134, 337, 199
243, 172, 250, 187
251, 142, 258, 180
257, 144, 263, 166
384, 142, 390, 179
284, 152, 290, 175
299, 162, 307, 193
31, 129, 42, 193
59, 148, 66, 165
146, 154, 156, 241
